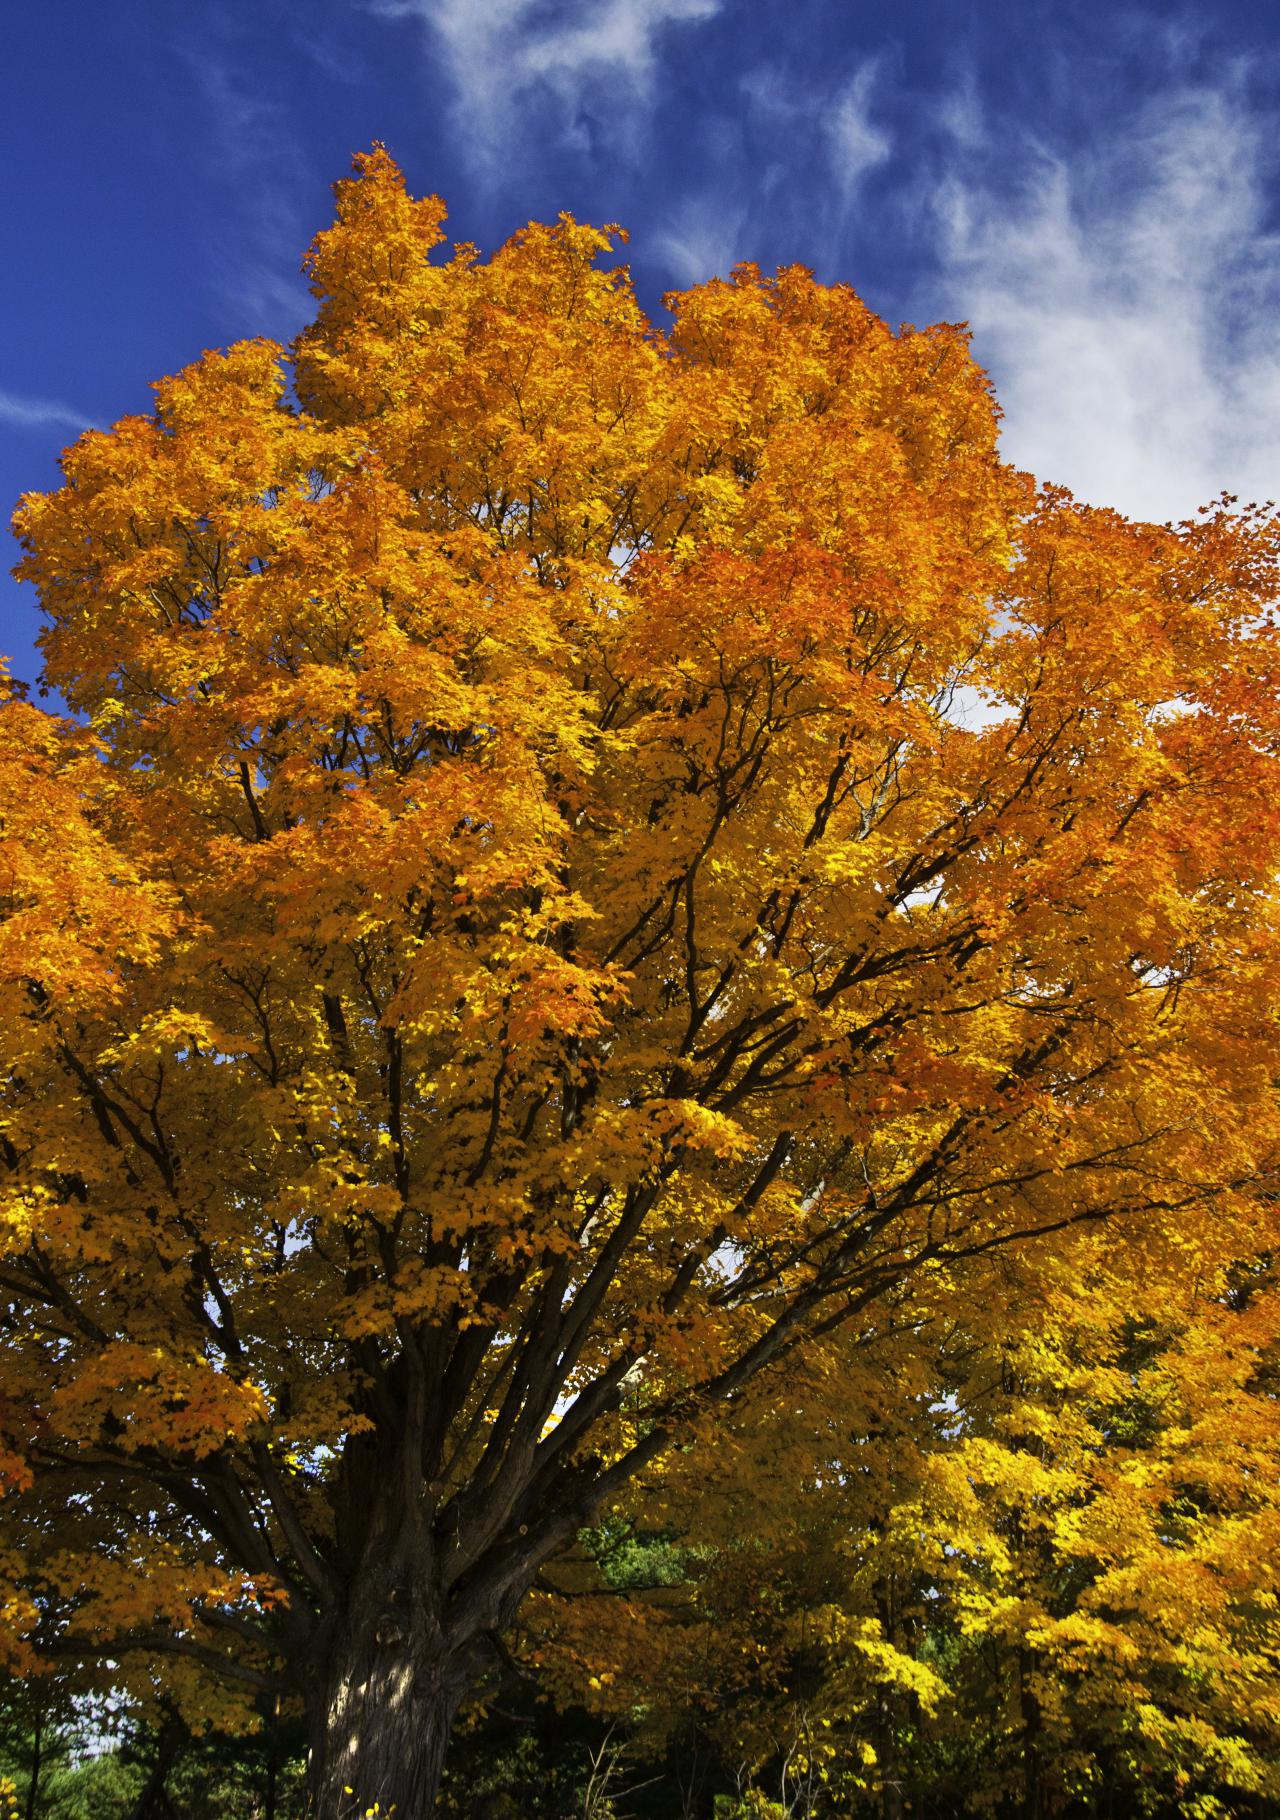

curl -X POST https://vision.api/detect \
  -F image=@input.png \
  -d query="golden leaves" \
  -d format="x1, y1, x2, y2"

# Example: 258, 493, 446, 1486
50, 1344, 270, 1460
0, 683, 175, 1017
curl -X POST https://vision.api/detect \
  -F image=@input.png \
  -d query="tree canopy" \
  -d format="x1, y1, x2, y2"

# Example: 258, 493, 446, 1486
3, 148, 1280, 1819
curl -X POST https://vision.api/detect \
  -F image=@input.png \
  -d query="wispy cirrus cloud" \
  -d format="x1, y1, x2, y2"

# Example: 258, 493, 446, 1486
653, 191, 749, 288
175, 14, 315, 334
0, 388, 92, 434
740, 57, 892, 213
823, 61, 892, 203
932, 70, 1280, 524
371, 0, 720, 171
653, 57, 893, 286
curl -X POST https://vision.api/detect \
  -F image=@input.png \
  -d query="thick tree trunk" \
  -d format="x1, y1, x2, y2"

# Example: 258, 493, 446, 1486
300, 1427, 582, 1818
306, 1620, 471, 1820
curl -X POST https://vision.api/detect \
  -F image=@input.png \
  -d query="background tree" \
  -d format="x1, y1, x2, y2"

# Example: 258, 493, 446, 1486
539, 1234, 1280, 1818
0, 1673, 91, 1820
4, 147, 1280, 1818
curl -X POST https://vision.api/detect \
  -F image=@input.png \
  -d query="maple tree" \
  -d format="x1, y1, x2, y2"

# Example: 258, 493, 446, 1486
4, 147, 1280, 1818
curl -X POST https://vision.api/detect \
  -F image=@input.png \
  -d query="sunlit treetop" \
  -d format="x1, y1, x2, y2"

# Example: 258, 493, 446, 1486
4, 147, 1280, 1820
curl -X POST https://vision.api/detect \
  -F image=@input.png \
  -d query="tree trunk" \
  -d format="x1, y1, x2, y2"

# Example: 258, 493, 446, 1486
875, 1695, 905, 1820
127, 1720, 183, 1820
24, 1714, 41, 1820
873, 1581, 905, 1820
306, 1621, 471, 1820
1018, 1644, 1044, 1820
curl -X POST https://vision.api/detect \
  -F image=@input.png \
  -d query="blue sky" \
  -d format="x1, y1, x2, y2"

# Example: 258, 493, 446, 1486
4, 0, 1279, 684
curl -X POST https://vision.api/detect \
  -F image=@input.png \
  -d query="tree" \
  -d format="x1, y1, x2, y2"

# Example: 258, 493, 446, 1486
0, 1672, 90, 1820
3, 146, 1280, 1818
546, 1233, 1280, 1817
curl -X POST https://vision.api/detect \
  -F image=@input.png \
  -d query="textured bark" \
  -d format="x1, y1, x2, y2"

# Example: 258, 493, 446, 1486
307, 1616, 468, 1820
297, 1418, 584, 1820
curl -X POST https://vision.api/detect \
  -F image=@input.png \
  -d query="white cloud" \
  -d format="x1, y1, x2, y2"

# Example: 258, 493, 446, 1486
174, 25, 314, 335
741, 57, 891, 210
934, 70, 982, 154
184, 50, 283, 170
655, 58, 891, 290
0, 389, 92, 435
824, 62, 891, 201
934, 79, 1280, 524
378, 0, 720, 170
653, 192, 747, 286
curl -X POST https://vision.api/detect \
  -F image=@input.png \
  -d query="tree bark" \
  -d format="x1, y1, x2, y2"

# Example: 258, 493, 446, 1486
1018, 1644, 1044, 1820
24, 1714, 41, 1820
126, 1719, 184, 1820
264, 1737, 279, 1820
874, 1585, 905, 1820
875, 1695, 905, 1820
305, 1616, 471, 1820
